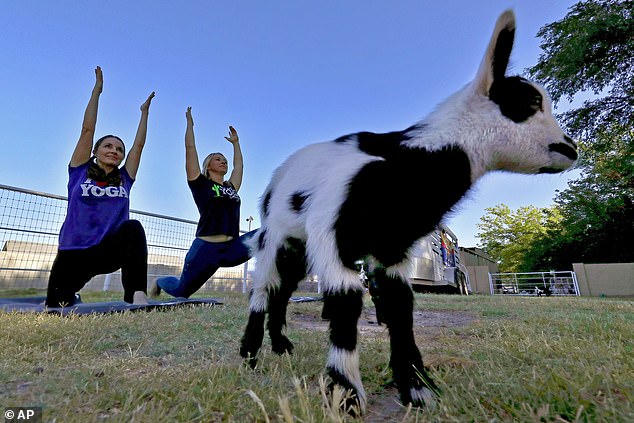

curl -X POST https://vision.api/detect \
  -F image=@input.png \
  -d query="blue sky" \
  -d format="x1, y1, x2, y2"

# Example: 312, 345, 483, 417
0, 0, 580, 247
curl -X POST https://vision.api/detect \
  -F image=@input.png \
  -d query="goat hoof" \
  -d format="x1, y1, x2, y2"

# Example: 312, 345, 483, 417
271, 336, 294, 355
404, 386, 437, 410
341, 395, 362, 417
327, 382, 363, 417
243, 355, 258, 369
239, 347, 259, 369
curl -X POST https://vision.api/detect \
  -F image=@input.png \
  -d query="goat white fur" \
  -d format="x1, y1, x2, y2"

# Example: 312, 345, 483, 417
240, 10, 577, 414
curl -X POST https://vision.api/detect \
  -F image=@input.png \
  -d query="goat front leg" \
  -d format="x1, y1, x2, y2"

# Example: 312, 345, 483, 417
240, 279, 272, 368
322, 288, 366, 416
373, 267, 439, 408
240, 303, 266, 369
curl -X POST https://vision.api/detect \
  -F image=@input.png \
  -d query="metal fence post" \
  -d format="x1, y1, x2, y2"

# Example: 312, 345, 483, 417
242, 262, 248, 294
103, 273, 113, 291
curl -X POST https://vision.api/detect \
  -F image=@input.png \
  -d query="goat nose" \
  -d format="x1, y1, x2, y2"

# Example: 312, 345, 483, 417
564, 135, 577, 149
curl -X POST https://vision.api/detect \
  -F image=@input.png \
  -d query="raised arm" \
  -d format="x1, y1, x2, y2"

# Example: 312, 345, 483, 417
124, 91, 155, 179
184, 107, 202, 181
70, 67, 103, 167
225, 126, 243, 191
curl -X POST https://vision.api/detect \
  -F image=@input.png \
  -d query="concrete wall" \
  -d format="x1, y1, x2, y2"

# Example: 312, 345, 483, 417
573, 262, 634, 297
466, 262, 633, 297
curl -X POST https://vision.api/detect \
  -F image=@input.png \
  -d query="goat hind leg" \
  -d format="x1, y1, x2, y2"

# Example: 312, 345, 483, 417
267, 238, 307, 354
240, 259, 275, 368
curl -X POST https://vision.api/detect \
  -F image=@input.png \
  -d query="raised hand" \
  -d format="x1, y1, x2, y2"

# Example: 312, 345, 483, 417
94, 66, 103, 94
224, 126, 239, 144
186, 106, 194, 126
140, 91, 155, 113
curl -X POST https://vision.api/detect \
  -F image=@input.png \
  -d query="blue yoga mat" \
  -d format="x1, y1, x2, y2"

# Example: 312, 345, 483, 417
0, 296, 222, 316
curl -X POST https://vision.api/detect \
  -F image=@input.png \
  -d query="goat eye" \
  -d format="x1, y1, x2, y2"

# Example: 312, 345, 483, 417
530, 95, 542, 110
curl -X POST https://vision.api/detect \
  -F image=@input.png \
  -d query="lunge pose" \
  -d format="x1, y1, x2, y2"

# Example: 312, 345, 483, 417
240, 10, 578, 415
46, 66, 155, 307
151, 107, 256, 298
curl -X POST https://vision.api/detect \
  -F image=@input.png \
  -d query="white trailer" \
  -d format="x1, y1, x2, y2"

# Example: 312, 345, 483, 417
407, 225, 471, 294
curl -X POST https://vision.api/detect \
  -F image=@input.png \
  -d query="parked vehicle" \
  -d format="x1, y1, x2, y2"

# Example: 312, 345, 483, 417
407, 225, 471, 294
357, 225, 471, 295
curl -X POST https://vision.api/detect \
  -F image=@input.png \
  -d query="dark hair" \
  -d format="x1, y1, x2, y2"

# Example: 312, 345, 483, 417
88, 135, 125, 186
87, 157, 122, 186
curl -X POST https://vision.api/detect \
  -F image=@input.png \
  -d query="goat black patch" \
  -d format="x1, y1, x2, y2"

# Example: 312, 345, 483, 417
322, 289, 363, 351
275, 237, 308, 284
262, 191, 272, 218
257, 229, 267, 250
290, 191, 310, 212
334, 146, 472, 269
490, 76, 543, 123
334, 124, 423, 159
334, 133, 355, 143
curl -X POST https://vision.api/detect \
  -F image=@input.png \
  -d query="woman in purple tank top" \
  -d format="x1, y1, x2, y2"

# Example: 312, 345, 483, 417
45, 67, 155, 307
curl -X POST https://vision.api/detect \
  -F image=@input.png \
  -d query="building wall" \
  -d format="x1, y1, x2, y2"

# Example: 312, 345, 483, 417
460, 247, 498, 273
466, 262, 633, 297
465, 265, 491, 294
573, 263, 634, 297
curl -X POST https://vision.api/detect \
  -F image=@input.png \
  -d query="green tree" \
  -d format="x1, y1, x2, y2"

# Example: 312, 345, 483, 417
476, 204, 562, 272
522, 0, 634, 268
521, 172, 634, 270
528, 0, 633, 147
528, 0, 633, 185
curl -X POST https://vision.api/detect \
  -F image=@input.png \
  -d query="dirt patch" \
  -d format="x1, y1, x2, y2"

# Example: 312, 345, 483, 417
365, 390, 413, 423
290, 306, 477, 336
288, 305, 478, 422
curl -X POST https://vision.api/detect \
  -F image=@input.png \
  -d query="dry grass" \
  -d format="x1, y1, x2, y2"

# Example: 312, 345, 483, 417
1, 290, 632, 422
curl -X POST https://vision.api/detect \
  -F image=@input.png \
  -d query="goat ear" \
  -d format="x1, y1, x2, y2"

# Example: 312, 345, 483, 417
473, 10, 516, 96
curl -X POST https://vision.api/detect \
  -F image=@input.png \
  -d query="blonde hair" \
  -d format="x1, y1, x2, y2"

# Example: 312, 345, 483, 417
201, 152, 227, 179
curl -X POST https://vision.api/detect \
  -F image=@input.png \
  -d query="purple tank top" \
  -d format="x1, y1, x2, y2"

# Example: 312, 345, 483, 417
58, 162, 134, 250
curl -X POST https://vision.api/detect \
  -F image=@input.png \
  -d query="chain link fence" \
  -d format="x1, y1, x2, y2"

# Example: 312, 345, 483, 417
489, 271, 580, 296
0, 184, 319, 294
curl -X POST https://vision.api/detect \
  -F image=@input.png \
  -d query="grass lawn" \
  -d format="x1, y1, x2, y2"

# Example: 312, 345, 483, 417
1, 290, 632, 422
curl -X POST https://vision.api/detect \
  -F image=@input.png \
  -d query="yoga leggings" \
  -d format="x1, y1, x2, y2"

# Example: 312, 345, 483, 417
45, 220, 148, 307
157, 230, 257, 298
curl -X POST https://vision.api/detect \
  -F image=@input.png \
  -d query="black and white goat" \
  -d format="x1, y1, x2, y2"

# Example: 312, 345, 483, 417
240, 10, 577, 414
